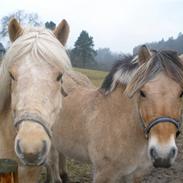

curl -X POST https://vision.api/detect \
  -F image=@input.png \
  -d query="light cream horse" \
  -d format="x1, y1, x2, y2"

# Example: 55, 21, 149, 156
0, 18, 71, 183
51, 46, 183, 183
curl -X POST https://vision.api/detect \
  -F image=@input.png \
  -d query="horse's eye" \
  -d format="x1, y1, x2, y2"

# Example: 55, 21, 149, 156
56, 73, 63, 82
179, 91, 183, 98
9, 72, 15, 80
140, 90, 146, 97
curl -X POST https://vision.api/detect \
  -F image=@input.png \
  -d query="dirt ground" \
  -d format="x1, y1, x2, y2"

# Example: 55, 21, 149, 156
66, 130, 183, 183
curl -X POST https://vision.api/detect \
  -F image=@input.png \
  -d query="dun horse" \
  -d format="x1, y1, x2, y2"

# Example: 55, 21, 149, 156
51, 46, 183, 183
0, 18, 71, 182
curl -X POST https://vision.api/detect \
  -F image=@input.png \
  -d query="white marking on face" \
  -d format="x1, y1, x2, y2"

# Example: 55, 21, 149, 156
148, 134, 177, 162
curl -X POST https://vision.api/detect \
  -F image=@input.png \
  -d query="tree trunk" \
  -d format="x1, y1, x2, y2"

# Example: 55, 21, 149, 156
0, 159, 18, 183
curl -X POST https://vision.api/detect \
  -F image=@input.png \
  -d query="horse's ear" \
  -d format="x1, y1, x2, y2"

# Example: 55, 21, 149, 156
138, 45, 151, 64
54, 19, 70, 46
8, 18, 23, 42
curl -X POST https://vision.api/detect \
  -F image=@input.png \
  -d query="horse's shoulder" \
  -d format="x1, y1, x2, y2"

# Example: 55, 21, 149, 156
62, 70, 95, 94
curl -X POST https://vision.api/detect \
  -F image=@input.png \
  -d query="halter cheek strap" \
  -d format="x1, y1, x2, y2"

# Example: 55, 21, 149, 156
143, 116, 181, 138
14, 113, 52, 139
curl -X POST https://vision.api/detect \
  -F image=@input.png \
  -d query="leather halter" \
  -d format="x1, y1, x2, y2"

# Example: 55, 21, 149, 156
142, 116, 181, 138
14, 113, 52, 139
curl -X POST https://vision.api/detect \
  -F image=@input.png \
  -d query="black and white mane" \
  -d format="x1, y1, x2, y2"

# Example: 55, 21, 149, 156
100, 49, 183, 96
100, 55, 139, 94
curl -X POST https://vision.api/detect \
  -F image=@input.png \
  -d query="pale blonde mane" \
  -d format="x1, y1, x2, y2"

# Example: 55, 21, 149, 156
0, 27, 71, 111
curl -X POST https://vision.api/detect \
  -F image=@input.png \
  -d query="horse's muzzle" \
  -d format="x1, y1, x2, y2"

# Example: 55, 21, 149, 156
150, 146, 177, 168
15, 140, 47, 166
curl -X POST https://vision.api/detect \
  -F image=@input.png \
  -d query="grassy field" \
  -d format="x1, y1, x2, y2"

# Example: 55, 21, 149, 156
74, 67, 108, 86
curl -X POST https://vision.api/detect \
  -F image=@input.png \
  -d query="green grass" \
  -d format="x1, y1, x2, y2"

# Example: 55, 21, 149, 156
67, 159, 92, 183
74, 67, 108, 86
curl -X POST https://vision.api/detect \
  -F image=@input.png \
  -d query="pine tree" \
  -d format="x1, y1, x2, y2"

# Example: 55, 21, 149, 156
71, 30, 97, 68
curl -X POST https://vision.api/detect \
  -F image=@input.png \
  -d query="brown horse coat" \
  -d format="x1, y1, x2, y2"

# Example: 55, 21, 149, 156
52, 47, 183, 183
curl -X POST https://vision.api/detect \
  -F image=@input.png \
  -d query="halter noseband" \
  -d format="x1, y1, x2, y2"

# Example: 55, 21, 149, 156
14, 113, 52, 139
143, 116, 181, 138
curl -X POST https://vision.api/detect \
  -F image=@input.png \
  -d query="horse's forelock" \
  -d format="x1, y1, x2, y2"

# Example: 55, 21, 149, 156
125, 50, 183, 98
19, 28, 71, 70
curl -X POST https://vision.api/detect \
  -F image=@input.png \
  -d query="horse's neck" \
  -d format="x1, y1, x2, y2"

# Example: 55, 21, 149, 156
107, 84, 132, 110
110, 86, 147, 153
109, 84, 126, 100
107, 85, 144, 132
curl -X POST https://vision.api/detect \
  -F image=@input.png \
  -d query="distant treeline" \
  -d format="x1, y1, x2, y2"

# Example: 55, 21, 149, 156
94, 48, 121, 71
68, 47, 122, 71
93, 32, 183, 71
68, 30, 123, 71
133, 33, 183, 55
1, 10, 183, 71
70, 30, 183, 71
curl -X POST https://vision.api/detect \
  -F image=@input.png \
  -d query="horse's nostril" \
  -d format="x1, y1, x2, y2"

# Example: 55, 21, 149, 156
150, 147, 158, 160
40, 140, 47, 156
16, 139, 22, 155
169, 147, 177, 158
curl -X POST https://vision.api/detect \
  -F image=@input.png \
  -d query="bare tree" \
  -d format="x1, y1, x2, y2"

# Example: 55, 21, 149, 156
0, 10, 42, 39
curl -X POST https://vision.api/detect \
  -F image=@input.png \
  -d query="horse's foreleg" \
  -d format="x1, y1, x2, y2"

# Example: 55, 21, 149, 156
131, 168, 150, 183
58, 153, 69, 183
47, 150, 68, 183
46, 146, 62, 183
121, 166, 151, 183
93, 166, 118, 183
122, 173, 144, 183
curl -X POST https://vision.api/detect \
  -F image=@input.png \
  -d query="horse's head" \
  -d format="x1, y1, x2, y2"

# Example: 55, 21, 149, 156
5, 18, 71, 165
126, 46, 183, 168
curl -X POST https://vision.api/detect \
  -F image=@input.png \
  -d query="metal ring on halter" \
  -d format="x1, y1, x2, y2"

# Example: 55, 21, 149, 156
144, 117, 181, 138
14, 113, 52, 139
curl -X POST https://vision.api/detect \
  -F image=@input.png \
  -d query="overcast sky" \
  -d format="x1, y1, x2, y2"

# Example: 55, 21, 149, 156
0, 0, 183, 53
